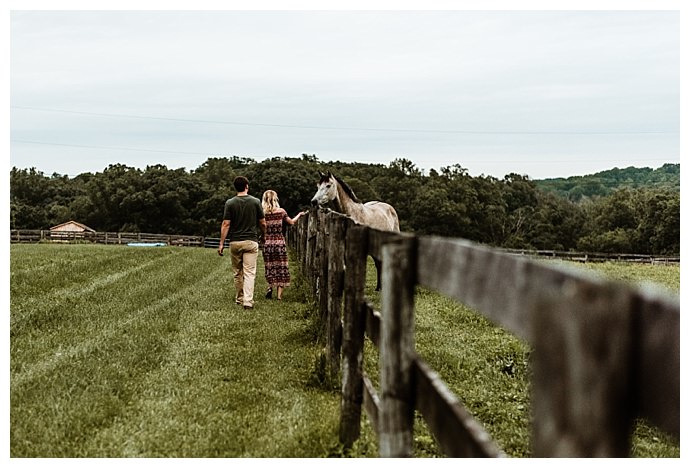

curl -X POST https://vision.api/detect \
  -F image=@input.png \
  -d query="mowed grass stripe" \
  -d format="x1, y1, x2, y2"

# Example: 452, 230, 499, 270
10, 244, 140, 299
10, 247, 198, 374
90, 256, 339, 457
9, 244, 182, 332
11, 245, 349, 458
11, 246, 225, 457
10, 254, 166, 332
84, 275, 340, 457
10, 258, 223, 391
10, 243, 133, 278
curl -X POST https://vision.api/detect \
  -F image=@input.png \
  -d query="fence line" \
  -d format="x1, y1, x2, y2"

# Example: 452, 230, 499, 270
8, 229, 680, 265
10, 229, 206, 247
287, 207, 679, 457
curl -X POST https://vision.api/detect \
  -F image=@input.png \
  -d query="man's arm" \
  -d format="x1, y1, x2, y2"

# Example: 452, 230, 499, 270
258, 218, 267, 242
218, 219, 231, 256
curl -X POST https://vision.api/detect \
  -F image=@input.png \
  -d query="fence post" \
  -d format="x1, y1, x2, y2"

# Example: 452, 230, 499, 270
317, 210, 329, 326
340, 224, 369, 448
305, 209, 318, 289
299, 214, 308, 266
327, 213, 347, 376
379, 236, 417, 457
531, 282, 634, 456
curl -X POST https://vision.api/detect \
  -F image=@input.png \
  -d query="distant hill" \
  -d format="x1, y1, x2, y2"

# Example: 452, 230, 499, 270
534, 163, 680, 201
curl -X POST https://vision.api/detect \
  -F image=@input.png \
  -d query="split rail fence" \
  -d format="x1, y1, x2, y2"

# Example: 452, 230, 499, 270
9, 229, 679, 265
9, 229, 204, 246
288, 207, 679, 457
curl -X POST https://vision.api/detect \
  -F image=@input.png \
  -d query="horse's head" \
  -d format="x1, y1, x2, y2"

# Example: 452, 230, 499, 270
311, 171, 338, 207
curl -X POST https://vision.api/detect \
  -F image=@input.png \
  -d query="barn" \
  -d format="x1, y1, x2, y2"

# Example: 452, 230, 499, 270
49, 220, 96, 240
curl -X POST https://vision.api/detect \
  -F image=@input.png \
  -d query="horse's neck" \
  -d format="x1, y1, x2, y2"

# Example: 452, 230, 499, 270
335, 183, 363, 218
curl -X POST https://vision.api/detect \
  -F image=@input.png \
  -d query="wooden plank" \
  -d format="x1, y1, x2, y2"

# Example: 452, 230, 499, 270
414, 357, 505, 458
633, 285, 680, 438
339, 225, 369, 447
379, 238, 417, 457
362, 373, 380, 434
418, 235, 557, 341
418, 235, 680, 441
418, 235, 646, 342
531, 280, 634, 457
367, 228, 411, 261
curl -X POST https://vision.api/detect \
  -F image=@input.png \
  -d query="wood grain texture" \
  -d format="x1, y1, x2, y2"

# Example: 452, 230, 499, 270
379, 238, 417, 457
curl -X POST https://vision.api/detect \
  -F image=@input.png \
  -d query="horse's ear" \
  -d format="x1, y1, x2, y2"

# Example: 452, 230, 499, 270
326, 170, 332, 177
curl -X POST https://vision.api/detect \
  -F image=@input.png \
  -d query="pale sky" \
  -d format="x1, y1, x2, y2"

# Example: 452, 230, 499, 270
7, 2, 683, 180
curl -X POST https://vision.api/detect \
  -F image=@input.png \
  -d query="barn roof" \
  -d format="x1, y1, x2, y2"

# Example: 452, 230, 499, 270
49, 220, 96, 232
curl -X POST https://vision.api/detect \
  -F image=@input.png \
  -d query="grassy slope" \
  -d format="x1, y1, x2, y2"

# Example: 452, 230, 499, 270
10, 244, 679, 457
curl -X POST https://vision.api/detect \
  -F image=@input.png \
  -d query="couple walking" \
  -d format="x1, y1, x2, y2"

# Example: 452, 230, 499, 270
218, 176, 305, 309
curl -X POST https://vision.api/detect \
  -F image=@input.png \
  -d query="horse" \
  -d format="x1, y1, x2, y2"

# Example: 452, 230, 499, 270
310, 171, 400, 290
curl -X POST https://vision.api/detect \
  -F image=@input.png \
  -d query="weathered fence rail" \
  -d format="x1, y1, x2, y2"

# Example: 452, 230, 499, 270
10, 229, 205, 247
499, 248, 680, 265
287, 208, 679, 458
9, 230, 679, 265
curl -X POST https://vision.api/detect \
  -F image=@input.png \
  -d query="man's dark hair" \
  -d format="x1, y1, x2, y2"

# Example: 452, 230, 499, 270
233, 176, 249, 192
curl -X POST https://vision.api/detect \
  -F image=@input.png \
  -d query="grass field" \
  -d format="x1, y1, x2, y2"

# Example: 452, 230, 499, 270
9, 243, 679, 457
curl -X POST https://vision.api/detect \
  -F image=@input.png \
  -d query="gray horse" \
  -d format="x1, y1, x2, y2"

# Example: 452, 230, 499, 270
311, 171, 400, 290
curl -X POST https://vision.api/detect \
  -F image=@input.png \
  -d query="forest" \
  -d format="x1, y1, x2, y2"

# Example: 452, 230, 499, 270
9, 156, 680, 256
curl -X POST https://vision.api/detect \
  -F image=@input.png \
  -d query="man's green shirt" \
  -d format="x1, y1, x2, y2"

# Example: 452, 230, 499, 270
223, 195, 264, 242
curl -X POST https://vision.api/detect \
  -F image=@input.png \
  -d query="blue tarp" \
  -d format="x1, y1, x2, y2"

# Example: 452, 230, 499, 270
127, 242, 167, 247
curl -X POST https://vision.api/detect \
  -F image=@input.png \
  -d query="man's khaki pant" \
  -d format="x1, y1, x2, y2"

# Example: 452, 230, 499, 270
230, 240, 259, 307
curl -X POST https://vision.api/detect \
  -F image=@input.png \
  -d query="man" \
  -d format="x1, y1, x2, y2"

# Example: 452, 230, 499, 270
218, 176, 267, 310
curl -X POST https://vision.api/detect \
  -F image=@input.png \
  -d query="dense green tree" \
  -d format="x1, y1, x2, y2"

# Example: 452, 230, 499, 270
369, 158, 424, 232
525, 191, 586, 251
10, 168, 53, 228
628, 189, 680, 255
409, 164, 476, 238
192, 157, 239, 191
244, 157, 317, 215
536, 164, 680, 201
500, 174, 540, 248
82, 164, 144, 231
8, 159, 680, 255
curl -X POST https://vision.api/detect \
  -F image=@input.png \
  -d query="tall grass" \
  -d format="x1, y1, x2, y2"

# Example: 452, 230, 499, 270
10, 244, 679, 457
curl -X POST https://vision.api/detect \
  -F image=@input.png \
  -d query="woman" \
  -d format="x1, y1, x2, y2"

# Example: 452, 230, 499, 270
261, 190, 306, 301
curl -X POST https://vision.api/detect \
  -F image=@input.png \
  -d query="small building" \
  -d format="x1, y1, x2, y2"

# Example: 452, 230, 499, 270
49, 220, 96, 240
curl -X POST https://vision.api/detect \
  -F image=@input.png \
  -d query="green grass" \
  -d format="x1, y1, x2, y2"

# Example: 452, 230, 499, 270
359, 258, 680, 458
10, 243, 351, 457
10, 244, 679, 457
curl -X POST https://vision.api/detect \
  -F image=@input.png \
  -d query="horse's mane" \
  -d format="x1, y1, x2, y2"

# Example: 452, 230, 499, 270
333, 174, 361, 203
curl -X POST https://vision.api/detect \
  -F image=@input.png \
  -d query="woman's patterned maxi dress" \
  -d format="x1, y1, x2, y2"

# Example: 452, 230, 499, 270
263, 208, 290, 287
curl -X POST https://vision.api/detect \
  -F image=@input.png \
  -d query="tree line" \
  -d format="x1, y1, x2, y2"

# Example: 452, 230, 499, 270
9, 156, 680, 255
535, 163, 680, 202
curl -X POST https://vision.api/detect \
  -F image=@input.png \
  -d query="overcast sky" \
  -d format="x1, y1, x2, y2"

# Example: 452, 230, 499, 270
8, 3, 682, 180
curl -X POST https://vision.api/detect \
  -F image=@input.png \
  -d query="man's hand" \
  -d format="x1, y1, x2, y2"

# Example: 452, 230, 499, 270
218, 219, 231, 257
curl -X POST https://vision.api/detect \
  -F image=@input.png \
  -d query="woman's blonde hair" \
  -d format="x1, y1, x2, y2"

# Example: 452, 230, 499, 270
262, 190, 280, 214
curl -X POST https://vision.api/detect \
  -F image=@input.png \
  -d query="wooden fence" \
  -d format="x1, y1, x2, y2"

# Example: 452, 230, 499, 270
498, 248, 680, 265
9, 229, 679, 265
287, 207, 679, 457
9, 229, 205, 247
